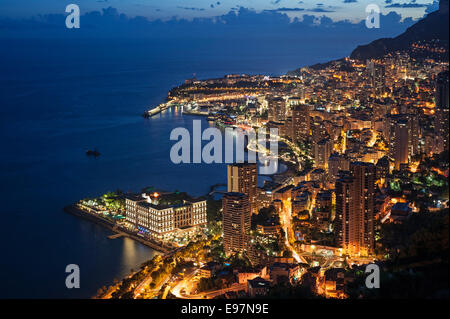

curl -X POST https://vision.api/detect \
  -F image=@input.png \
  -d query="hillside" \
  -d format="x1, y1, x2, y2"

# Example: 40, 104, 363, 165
350, 0, 449, 60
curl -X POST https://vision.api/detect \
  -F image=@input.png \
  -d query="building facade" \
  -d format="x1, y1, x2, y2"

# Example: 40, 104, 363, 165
227, 163, 258, 214
223, 192, 251, 256
335, 162, 375, 256
291, 104, 310, 142
125, 193, 207, 240
267, 96, 286, 123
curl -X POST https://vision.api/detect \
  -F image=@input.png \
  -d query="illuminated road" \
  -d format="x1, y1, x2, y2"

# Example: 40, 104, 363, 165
246, 135, 301, 168
279, 197, 308, 264
171, 269, 198, 298
171, 269, 246, 299
195, 284, 247, 299
246, 139, 278, 160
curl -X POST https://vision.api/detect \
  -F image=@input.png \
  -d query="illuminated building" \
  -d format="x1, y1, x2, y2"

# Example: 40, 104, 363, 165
386, 114, 410, 170
234, 266, 268, 284
372, 102, 391, 121
314, 138, 332, 170
291, 104, 310, 142
198, 262, 221, 278
273, 184, 294, 203
386, 111, 420, 169
310, 168, 327, 186
267, 96, 286, 123
227, 163, 258, 214
350, 162, 375, 255
328, 153, 350, 184
314, 191, 332, 230
335, 173, 353, 254
292, 191, 311, 215
407, 111, 420, 158
256, 222, 281, 236
323, 268, 346, 299
393, 118, 410, 170
284, 116, 293, 139
125, 193, 207, 240
367, 61, 385, 93
376, 156, 390, 181
222, 192, 251, 256
266, 120, 286, 138
287, 96, 303, 116
335, 162, 375, 256
269, 263, 301, 285
311, 117, 328, 143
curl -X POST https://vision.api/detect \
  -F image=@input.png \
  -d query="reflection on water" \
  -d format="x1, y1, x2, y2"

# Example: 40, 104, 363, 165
121, 237, 160, 269
122, 237, 137, 264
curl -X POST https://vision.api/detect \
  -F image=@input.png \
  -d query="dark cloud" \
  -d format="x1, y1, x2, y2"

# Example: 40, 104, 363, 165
177, 6, 206, 11
0, 6, 416, 43
308, 8, 336, 12
265, 7, 305, 12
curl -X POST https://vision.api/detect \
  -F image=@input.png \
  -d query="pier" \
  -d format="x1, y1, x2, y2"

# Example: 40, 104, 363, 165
107, 232, 126, 239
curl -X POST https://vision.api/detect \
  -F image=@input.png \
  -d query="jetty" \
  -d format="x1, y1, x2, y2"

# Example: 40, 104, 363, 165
143, 102, 171, 118
107, 232, 126, 239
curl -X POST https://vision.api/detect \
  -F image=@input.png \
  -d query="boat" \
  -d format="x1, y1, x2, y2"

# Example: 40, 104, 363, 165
86, 149, 101, 157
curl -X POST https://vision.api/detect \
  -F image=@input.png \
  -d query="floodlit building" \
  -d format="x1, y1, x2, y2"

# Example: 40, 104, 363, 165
227, 163, 258, 214
223, 192, 251, 256
267, 96, 286, 123
291, 104, 310, 142
314, 138, 333, 170
125, 192, 207, 241
335, 162, 375, 256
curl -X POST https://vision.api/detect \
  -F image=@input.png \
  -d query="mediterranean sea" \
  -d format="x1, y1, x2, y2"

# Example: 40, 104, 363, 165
0, 37, 356, 298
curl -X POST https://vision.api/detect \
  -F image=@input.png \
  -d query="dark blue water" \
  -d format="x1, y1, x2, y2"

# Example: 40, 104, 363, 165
0, 37, 356, 298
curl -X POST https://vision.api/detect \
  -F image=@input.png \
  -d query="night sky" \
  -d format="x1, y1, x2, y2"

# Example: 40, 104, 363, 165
0, 0, 439, 22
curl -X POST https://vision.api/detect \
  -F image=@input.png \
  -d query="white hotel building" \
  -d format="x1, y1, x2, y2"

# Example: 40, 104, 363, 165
125, 193, 207, 241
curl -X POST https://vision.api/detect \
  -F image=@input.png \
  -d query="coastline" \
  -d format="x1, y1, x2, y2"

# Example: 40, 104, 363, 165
65, 157, 292, 257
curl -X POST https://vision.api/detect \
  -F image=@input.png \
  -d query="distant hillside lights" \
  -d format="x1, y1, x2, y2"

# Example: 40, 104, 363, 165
170, 120, 279, 174
366, 4, 380, 29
